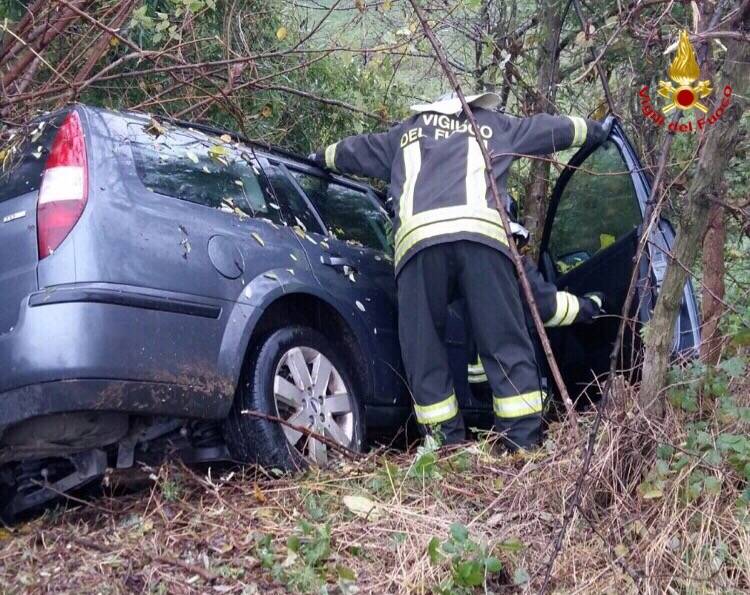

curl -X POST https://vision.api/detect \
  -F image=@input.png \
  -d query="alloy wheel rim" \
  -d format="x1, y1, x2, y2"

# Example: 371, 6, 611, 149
273, 346, 354, 465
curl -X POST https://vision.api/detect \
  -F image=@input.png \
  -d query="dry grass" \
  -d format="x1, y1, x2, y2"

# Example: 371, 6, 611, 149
1, 382, 748, 594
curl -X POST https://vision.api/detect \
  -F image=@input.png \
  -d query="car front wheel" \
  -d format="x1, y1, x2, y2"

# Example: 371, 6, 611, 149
223, 326, 363, 470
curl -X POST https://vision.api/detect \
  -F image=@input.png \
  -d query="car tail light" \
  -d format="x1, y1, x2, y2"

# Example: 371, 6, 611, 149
37, 111, 88, 259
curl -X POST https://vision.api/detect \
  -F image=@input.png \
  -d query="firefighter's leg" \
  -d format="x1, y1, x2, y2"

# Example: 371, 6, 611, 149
397, 244, 465, 444
456, 242, 544, 450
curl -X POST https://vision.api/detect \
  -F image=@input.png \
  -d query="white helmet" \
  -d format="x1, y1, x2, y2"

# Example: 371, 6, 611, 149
410, 91, 502, 115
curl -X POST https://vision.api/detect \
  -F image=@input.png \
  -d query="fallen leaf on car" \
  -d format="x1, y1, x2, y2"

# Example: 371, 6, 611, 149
145, 117, 166, 137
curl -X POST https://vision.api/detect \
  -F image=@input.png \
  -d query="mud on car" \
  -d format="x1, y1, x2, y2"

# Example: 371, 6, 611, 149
0, 106, 699, 518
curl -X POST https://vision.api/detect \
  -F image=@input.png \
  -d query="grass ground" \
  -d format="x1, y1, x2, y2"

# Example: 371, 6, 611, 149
0, 376, 748, 594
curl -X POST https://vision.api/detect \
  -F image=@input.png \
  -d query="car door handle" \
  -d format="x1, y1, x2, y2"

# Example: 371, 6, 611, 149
320, 254, 356, 272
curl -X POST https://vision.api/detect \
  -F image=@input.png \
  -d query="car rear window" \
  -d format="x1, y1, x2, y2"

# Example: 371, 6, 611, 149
0, 113, 65, 203
128, 123, 283, 223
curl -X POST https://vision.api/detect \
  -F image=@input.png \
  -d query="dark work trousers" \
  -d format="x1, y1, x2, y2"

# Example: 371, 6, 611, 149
397, 241, 545, 449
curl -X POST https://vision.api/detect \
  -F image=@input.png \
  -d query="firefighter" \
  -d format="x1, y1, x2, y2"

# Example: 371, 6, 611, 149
310, 92, 607, 450
467, 220, 605, 386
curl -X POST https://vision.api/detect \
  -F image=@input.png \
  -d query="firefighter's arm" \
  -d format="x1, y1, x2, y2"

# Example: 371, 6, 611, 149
509, 113, 607, 156
310, 126, 399, 181
522, 257, 604, 326
544, 291, 604, 327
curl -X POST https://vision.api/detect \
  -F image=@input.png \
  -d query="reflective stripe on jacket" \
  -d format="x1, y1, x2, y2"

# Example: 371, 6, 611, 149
323, 109, 598, 275
522, 256, 593, 327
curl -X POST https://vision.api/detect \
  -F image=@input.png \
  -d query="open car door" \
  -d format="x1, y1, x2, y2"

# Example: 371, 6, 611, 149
538, 116, 700, 400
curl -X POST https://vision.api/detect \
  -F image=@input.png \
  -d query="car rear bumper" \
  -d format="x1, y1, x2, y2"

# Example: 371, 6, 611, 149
0, 283, 238, 430
0, 379, 227, 433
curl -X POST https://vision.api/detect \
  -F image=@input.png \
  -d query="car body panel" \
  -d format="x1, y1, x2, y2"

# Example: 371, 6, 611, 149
0, 105, 409, 442
261, 157, 407, 412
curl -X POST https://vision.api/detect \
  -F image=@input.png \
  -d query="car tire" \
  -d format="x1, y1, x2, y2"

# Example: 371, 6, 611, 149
223, 326, 364, 471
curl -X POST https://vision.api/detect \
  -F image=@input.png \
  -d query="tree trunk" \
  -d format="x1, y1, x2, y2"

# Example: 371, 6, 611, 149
639, 25, 749, 407
700, 200, 726, 364
522, 0, 562, 255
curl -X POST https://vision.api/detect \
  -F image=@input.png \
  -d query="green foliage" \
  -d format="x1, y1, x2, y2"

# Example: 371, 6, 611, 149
644, 349, 749, 510
366, 457, 401, 496
302, 490, 332, 522
404, 434, 443, 481
427, 523, 504, 594
253, 520, 337, 593
159, 477, 183, 502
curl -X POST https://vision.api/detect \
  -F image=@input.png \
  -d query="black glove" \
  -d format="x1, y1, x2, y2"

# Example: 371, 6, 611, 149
577, 291, 605, 323
601, 115, 615, 136
307, 151, 326, 169
583, 119, 608, 149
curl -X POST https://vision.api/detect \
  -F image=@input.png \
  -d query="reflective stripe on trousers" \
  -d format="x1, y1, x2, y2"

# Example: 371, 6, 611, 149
467, 355, 487, 384
413, 393, 458, 424
493, 390, 545, 418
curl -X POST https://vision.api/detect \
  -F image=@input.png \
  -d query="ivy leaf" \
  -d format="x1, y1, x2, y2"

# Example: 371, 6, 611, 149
485, 556, 502, 573
449, 523, 469, 543
427, 536, 442, 564
410, 451, 437, 478
719, 357, 746, 378
704, 476, 722, 495
640, 481, 664, 499
336, 564, 356, 581
287, 535, 300, 552
455, 559, 483, 587
498, 537, 525, 553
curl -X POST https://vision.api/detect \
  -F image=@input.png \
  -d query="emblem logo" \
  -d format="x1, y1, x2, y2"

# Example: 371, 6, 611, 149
638, 29, 732, 133
2, 210, 26, 223
656, 31, 712, 113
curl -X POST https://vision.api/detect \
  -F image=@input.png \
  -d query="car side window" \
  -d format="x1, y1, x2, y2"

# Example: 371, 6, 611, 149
262, 163, 324, 234
548, 140, 642, 274
128, 124, 283, 224
291, 171, 391, 253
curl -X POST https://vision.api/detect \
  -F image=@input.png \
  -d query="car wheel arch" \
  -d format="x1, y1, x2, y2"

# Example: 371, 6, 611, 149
221, 289, 376, 420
